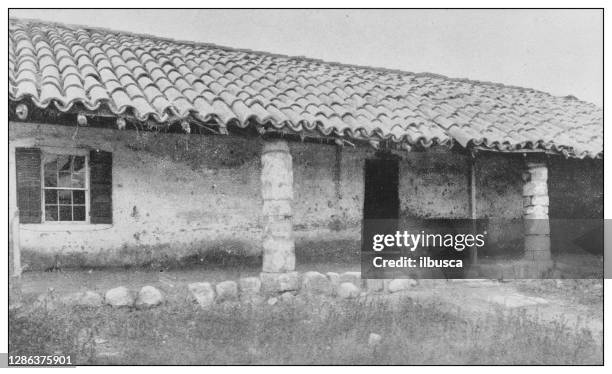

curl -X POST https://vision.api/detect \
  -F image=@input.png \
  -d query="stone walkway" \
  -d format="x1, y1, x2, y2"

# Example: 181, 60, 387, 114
388, 280, 603, 337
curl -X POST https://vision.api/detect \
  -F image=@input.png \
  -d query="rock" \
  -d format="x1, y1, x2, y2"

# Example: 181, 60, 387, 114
302, 271, 332, 295
135, 286, 164, 309
337, 282, 360, 299
188, 282, 216, 308
262, 237, 295, 273
79, 291, 103, 307
238, 277, 261, 296
216, 281, 238, 303
260, 271, 299, 293
366, 279, 384, 293
326, 272, 340, 295
104, 287, 134, 307
387, 279, 417, 293
368, 333, 382, 347
339, 272, 362, 288
267, 297, 278, 306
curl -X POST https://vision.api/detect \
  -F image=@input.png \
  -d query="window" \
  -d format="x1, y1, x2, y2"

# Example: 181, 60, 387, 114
15, 147, 113, 224
43, 154, 88, 222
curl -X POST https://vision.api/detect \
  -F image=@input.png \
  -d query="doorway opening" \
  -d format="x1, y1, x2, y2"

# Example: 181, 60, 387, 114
362, 157, 399, 252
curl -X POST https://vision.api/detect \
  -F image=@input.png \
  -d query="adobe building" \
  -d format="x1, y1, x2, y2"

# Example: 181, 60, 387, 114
8, 19, 603, 279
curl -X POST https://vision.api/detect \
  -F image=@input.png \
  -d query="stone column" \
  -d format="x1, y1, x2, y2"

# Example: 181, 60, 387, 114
522, 158, 551, 263
260, 140, 298, 293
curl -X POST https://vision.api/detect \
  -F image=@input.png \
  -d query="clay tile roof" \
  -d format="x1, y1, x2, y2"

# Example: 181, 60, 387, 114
9, 18, 603, 158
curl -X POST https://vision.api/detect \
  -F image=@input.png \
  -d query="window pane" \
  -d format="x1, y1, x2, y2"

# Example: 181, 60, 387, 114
58, 155, 71, 171
59, 206, 72, 221
42, 153, 90, 223
44, 190, 57, 204
44, 161, 57, 187
73, 156, 85, 172
73, 206, 86, 221
45, 205, 58, 221
58, 190, 72, 204
44, 158, 57, 172
44, 172, 57, 187
72, 172, 85, 188
58, 172, 71, 187
73, 190, 85, 204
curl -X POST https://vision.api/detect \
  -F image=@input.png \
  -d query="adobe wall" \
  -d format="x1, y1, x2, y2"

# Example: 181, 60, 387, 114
9, 122, 602, 269
548, 157, 604, 254
10, 122, 263, 269
10, 122, 374, 269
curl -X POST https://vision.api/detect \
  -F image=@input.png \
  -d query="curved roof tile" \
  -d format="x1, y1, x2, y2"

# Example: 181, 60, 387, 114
8, 18, 603, 158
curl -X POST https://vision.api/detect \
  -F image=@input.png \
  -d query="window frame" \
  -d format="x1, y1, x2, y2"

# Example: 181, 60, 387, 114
39, 147, 90, 224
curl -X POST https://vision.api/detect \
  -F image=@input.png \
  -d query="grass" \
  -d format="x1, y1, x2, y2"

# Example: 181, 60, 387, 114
9, 294, 602, 365
513, 279, 603, 321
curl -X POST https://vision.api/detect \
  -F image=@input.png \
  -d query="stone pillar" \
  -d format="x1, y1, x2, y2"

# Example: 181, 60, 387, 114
260, 140, 298, 292
522, 158, 551, 263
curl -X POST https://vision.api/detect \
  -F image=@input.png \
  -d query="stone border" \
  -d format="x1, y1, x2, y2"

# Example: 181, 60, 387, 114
44, 271, 419, 310
188, 271, 417, 308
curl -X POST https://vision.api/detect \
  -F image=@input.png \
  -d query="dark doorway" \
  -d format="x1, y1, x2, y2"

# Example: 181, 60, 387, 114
362, 158, 399, 252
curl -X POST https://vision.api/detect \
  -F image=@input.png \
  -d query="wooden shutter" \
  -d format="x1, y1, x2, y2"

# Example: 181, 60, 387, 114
15, 148, 42, 223
89, 150, 113, 224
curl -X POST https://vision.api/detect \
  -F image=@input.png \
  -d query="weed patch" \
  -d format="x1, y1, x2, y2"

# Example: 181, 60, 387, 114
9, 296, 602, 365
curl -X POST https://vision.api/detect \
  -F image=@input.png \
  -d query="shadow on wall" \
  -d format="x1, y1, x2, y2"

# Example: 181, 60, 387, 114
548, 157, 603, 255
295, 238, 361, 264
21, 236, 363, 272
21, 239, 262, 272
125, 131, 261, 170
